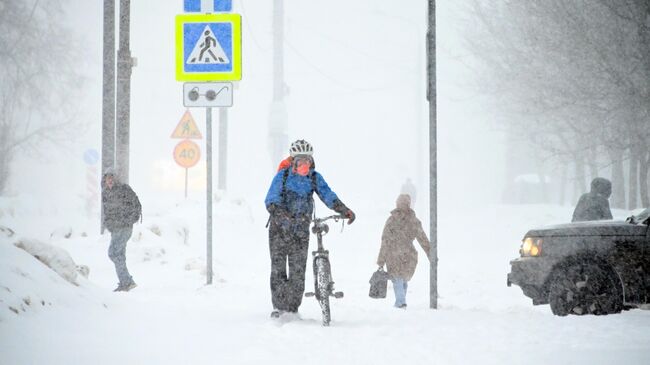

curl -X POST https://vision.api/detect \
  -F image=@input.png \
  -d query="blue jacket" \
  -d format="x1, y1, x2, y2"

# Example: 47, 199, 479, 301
265, 168, 339, 217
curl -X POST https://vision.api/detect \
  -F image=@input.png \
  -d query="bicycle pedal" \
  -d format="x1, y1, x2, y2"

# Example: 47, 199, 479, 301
304, 292, 315, 297
332, 291, 344, 299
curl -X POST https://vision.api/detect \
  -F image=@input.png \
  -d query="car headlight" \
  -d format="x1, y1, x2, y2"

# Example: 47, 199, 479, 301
520, 237, 543, 257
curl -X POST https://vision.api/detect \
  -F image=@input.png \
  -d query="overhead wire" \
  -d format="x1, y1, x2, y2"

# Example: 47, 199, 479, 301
237, 0, 271, 52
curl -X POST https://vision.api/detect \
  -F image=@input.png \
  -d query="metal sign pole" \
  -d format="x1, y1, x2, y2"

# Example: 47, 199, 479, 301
218, 107, 228, 190
185, 167, 188, 199
178, 1, 239, 285
427, 0, 438, 309
206, 107, 213, 285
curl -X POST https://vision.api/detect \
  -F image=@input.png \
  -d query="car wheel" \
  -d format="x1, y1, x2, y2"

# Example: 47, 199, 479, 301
549, 262, 623, 316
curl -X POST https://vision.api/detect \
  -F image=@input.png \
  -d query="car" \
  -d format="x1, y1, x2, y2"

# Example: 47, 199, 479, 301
507, 208, 650, 316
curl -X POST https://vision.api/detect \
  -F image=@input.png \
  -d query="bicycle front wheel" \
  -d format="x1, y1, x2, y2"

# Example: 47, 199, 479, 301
314, 257, 331, 326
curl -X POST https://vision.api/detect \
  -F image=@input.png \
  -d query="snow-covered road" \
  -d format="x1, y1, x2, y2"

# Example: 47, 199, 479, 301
2, 198, 649, 364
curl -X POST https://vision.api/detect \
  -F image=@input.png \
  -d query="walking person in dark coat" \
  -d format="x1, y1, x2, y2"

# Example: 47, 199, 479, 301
102, 170, 141, 292
572, 177, 613, 222
264, 140, 356, 318
377, 194, 430, 308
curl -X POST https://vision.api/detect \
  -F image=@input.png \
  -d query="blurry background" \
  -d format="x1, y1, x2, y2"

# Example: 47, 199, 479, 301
3, 0, 649, 226
0, 0, 508, 227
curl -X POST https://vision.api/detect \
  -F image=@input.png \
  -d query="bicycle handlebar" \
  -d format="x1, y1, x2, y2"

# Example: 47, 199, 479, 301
312, 214, 346, 224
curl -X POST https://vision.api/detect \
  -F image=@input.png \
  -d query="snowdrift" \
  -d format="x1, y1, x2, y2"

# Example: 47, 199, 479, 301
14, 239, 80, 285
0, 231, 106, 321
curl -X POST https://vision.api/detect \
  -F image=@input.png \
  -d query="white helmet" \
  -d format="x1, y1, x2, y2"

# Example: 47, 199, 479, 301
289, 139, 314, 157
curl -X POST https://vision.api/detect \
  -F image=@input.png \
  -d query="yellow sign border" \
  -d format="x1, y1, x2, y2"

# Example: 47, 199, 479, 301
175, 13, 242, 81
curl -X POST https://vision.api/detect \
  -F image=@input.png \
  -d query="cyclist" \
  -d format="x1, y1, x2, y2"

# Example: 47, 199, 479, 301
265, 139, 356, 318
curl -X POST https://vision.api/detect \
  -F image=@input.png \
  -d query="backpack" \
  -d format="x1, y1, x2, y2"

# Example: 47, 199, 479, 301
130, 190, 142, 225
279, 167, 318, 204
265, 167, 318, 228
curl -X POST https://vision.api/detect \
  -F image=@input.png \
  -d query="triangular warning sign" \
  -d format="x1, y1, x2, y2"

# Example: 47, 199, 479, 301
186, 25, 230, 65
171, 110, 202, 139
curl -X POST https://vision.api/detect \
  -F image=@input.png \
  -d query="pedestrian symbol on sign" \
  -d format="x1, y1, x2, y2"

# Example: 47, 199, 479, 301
187, 26, 230, 65
175, 14, 241, 81
171, 110, 203, 139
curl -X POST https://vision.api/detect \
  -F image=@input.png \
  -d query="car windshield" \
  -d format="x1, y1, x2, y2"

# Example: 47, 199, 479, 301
629, 208, 650, 224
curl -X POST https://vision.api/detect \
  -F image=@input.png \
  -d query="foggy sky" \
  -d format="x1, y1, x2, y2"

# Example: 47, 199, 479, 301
7, 0, 505, 222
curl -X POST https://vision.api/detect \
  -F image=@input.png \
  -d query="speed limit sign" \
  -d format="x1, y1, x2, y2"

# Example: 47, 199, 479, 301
174, 140, 201, 168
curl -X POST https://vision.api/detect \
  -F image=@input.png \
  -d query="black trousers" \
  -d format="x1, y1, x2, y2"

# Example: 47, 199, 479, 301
268, 219, 310, 312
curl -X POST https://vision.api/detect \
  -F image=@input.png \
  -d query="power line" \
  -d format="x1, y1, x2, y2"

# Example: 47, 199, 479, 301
238, 0, 271, 52
287, 19, 418, 74
283, 38, 407, 93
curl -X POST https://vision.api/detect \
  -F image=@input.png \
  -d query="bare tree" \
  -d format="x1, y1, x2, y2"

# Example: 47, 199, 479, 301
466, 0, 650, 208
0, 0, 87, 194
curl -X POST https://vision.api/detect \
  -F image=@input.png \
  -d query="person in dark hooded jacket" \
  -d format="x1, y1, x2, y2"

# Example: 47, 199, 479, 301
265, 140, 355, 318
572, 177, 613, 222
102, 170, 141, 292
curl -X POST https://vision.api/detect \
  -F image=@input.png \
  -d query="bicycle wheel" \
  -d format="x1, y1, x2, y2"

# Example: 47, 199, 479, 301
314, 257, 332, 326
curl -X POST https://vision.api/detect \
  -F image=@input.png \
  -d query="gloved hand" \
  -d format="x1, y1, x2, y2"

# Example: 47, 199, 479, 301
345, 209, 356, 224
333, 199, 355, 225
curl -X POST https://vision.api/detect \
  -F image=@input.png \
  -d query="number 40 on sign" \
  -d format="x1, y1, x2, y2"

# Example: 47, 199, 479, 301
174, 140, 201, 169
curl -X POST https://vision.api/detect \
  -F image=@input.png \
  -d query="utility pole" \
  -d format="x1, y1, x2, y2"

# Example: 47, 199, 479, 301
427, 0, 438, 309
116, 0, 134, 183
268, 0, 288, 169
101, 0, 115, 234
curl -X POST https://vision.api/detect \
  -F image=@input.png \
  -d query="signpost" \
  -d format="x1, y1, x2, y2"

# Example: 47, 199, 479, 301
171, 109, 202, 198
171, 110, 203, 139
175, 14, 242, 82
173, 140, 201, 198
173, 140, 201, 168
183, 82, 233, 108
176, 4, 241, 285
184, 0, 232, 13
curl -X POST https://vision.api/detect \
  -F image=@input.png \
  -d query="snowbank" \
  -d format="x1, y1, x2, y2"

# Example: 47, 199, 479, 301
0, 241, 106, 321
14, 239, 79, 285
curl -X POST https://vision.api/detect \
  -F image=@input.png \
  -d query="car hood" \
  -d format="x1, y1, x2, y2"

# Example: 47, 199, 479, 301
526, 220, 648, 237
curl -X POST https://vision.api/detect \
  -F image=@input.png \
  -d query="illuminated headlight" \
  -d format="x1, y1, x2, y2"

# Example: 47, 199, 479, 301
520, 237, 543, 257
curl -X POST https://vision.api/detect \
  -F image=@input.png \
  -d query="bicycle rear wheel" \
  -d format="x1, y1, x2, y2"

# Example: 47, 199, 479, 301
314, 257, 332, 326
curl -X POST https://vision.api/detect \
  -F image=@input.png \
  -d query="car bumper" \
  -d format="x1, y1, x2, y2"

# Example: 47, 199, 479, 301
507, 256, 558, 305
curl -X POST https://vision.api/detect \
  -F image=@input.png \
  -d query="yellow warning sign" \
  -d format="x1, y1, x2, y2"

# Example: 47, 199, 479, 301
171, 110, 202, 139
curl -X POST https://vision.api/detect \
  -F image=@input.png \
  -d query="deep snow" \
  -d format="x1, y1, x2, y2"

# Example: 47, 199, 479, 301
3, 0, 648, 363
1, 195, 649, 365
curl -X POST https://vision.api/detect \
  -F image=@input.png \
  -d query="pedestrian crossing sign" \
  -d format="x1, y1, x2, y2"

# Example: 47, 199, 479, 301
175, 14, 241, 81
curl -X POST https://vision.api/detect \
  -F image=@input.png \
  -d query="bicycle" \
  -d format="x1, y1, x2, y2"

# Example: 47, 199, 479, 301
304, 214, 347, 326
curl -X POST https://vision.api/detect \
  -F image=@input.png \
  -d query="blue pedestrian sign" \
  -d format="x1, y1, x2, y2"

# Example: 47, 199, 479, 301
176, 14, 241, 81
184, 0, 232, 13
